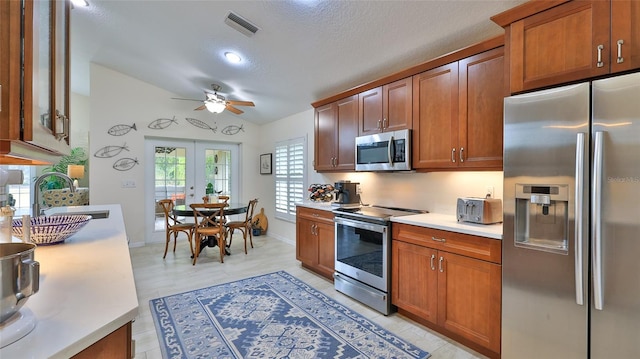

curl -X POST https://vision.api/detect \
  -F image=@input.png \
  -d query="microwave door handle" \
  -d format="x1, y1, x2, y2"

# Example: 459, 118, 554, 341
387, 136, 394, 166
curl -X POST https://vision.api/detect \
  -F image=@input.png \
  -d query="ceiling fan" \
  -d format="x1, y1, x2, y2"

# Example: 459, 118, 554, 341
172, 84, 255, 114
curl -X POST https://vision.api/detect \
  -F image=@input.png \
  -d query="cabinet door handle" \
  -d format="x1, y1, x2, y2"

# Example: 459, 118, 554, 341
377, 119, 382, 130
451, 148, 456, 163
596, 44, 605, 68
430, 254, 435, 271
383, 118, 388, 129
459, 147, 464, 163
431, 236, 446, 243
617, 39, 624, 64
439, 256, 444, 272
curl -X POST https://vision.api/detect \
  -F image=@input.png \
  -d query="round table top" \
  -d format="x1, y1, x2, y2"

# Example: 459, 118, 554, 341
173, 203, 248, 217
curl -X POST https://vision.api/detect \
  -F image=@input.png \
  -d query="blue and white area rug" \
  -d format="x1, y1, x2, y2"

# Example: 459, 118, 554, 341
150, 271, 430, 359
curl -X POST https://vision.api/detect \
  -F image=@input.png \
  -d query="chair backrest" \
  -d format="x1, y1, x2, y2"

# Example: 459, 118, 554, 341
244, 198, 258, 223
158, 199, 179, 227
190, 202, 226, 229
218, 195, 230, 204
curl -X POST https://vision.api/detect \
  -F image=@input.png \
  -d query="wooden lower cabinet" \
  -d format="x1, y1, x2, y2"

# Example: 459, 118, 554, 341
71, 321, 132, 359
296, 207, 335, 280
392, 224, 501, 358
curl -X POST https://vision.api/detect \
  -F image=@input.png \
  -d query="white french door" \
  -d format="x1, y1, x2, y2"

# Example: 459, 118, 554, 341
144, 138, 240, 243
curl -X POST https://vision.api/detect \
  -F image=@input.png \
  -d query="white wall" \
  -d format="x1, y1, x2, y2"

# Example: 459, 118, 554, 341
89, 64, 262, 246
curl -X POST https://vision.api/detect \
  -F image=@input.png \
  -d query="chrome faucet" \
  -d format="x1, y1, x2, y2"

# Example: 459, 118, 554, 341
32, 172, 75, 216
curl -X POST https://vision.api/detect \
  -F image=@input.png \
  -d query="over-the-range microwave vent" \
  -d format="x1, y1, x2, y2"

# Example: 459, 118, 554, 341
225, 12, 260, 37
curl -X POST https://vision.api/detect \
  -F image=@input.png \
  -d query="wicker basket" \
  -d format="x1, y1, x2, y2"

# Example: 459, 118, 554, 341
12, 215, 92, 245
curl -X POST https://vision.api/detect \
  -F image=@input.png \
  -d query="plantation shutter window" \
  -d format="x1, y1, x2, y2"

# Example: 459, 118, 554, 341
275, 137, 306, 222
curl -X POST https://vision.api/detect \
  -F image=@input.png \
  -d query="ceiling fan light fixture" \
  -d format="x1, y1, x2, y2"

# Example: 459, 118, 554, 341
224, 52, 242, 64
205, 100, 226, 113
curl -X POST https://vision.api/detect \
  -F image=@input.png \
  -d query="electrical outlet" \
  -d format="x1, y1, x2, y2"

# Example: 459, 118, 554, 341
121, 180, 136, 188
486, 186, 494, 198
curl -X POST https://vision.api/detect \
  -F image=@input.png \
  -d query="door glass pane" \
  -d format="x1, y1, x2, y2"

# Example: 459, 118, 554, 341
154, 146, 187, 229
204, 149, 231, 199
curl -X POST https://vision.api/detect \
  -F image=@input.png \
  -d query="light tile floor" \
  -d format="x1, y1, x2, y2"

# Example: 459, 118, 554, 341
129, 234, 488, 359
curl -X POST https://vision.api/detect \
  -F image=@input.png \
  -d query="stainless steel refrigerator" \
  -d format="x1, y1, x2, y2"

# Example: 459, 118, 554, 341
502, 72, 640, 359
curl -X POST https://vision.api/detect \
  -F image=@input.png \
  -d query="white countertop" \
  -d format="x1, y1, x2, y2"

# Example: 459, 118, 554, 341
296, 201, 502, 240
0, 204, 139, 358
392, 212, 503, 240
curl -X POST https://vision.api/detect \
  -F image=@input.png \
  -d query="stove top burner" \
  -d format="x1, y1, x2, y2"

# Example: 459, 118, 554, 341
333, 205, 427, 222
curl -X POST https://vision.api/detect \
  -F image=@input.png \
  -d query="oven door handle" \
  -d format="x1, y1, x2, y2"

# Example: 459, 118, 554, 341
334, 216, 388, 234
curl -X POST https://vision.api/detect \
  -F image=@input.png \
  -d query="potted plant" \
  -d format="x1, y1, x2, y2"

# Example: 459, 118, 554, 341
38, 147, 88, 190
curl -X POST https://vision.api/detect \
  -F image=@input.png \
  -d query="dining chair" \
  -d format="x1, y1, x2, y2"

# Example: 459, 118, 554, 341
158, 199, 194, 259
190, 202, 227, 265
225, 198, 258, 254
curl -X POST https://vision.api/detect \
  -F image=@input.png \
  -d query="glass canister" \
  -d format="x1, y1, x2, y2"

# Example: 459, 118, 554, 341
0, 206, 15, 243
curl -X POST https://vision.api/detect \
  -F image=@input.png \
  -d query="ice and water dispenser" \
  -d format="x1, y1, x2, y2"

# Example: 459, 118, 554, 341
514, 184, 569, 254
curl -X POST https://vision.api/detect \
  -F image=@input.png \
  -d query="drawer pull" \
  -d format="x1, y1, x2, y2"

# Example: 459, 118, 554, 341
431, 236, 446, 243
617, 39, 624, 64
430, 254, 435, 271
596, 44, 604, 68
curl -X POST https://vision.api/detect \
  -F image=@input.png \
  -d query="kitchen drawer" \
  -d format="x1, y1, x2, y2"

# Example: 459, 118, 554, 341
296, 206, 334, 224
392, 223, 501, 264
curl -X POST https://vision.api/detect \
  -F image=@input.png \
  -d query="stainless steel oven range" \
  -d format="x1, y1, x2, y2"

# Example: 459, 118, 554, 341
333, 205, 426, 315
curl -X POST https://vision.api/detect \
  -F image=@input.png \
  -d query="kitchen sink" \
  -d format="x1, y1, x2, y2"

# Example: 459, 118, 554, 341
50, 210, 110, 219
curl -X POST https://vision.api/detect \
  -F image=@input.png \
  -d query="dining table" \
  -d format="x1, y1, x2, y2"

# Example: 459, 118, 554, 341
173, 202, 248, 256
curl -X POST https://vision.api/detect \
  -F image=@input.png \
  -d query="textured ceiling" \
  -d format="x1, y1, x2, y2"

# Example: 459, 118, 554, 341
70, 0, 526, 125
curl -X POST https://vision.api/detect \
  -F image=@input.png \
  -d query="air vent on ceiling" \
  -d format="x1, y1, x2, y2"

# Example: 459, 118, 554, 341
225, 12, 259, 37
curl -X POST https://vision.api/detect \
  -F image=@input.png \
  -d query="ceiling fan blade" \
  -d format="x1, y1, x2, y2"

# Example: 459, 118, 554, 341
226, 105, 244, 114
194, 104, 206, 111
171, 97, 203, 102
226, 100, 254, 107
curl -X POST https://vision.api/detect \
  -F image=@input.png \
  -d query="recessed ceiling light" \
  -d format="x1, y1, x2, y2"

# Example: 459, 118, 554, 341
224, 52, 242, 64
71, 0, 89, 7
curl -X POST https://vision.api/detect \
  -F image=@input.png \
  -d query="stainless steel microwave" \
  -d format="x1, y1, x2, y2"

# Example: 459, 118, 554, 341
355, 129, 412, 171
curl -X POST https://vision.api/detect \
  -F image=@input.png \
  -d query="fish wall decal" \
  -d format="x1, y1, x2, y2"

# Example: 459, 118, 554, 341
94, 143, 130, 158
148, 116, 178, 130
221, 124, 244, 135
185, 118, 217, 133
113, 157, 139, 171
108, 123, 137, 136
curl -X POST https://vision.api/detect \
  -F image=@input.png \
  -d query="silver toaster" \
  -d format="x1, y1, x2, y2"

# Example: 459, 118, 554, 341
456, 197, 503, 224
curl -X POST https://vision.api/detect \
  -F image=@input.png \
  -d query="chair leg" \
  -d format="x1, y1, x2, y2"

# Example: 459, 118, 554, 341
247, 224, 254, 249
227, 228, 234, 248
173, 232, 178, 253
187, 230, 195, 256
192, 234, 200, 265
218, 235, 225, 263
163, 230, 171, 258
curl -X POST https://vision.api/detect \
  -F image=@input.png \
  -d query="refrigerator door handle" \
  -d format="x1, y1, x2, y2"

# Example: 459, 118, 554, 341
593, 131, 605, 310
575, 132, 585, 306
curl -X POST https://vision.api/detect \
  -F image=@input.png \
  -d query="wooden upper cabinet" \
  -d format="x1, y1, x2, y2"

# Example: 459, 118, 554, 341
610, 0, 640, 73
358, 78, 412, 136
412, 63, 459, 169
314, 102, 337, 171
493, 0, 640, 93
335, 95, 358, 170
314, 95, 358, 172
458, 47, 504, 169
358, 87, 383, 136
0, 0, 71, 163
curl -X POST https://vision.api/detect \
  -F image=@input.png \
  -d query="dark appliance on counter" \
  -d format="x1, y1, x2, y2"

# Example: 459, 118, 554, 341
332, 181, 360, 208
333, 205, 427, 315
355, 129, 411, 171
